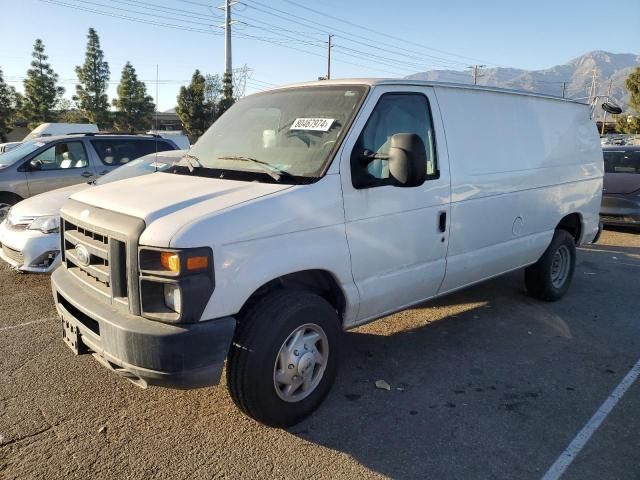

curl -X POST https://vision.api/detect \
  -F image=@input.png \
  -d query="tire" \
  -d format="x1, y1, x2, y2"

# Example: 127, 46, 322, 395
227, 290, 342, 427
525, 229, 576, 301
0, 193, 21, 222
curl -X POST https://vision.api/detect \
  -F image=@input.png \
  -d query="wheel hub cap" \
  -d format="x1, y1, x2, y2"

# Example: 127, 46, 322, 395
550, 245, 571, 288
273, 323, 329, 403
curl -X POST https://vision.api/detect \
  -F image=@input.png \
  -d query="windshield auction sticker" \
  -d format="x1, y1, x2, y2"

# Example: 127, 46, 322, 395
290, 118, 335, 131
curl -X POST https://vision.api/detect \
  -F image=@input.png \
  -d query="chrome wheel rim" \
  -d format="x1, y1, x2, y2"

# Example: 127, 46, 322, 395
273, 323, 329, 403
551, 245, 571, 288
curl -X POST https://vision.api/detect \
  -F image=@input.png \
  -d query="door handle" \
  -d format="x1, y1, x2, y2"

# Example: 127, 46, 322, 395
81, 171, 93, 178
438, 211, 447, 233
99, 170, 109, 175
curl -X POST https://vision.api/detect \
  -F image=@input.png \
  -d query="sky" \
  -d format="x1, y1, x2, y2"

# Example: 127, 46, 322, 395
1, 0, 639, 111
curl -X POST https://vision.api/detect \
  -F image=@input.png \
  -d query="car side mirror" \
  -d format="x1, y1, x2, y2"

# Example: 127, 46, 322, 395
29, 159, 42, 171
388, 133, 427, 187
602, 101, 622, 115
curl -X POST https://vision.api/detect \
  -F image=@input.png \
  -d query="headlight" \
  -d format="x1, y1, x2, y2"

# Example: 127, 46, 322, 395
27, 215, 60, 233
163, 284, 182, 314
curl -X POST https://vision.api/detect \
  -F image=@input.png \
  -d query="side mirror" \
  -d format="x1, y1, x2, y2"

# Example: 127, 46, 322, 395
388, 133, 426, 187
29, 159, 42, 171
602, 101, 622, 115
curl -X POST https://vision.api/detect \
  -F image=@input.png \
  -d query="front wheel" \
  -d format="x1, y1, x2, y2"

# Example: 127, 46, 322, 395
525, 229, 576, 301
226, 290, 342, 427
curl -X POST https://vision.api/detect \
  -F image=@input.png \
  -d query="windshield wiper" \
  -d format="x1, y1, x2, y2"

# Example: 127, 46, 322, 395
217, 155, 292, 182
180, 153, 204, 172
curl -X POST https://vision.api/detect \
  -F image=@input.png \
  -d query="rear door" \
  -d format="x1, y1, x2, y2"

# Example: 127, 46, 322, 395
25, 140, 96, 196
603, 149, 640, 194
340, 86, 451, 323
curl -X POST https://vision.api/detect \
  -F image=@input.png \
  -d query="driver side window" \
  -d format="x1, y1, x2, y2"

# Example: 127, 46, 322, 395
351, 93, 437, 188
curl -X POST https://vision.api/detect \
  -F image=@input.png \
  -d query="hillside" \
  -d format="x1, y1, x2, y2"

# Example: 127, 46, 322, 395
407, 51, 639, 109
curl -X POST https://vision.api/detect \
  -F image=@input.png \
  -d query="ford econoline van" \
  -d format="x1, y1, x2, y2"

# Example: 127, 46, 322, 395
51, 79, 604, 426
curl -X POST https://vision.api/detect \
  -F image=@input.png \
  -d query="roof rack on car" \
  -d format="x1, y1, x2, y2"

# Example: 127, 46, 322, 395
65, 132, 163, 138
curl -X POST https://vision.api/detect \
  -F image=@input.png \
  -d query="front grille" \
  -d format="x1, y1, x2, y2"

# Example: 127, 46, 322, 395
59, 200, 145, 315
2, 244, 24, 264
63, 221, 112, 295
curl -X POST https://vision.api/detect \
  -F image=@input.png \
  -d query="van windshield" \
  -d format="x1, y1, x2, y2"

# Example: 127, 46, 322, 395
604, 150, 640, 174
0, 141, 45, 168
183, 86, 367, 180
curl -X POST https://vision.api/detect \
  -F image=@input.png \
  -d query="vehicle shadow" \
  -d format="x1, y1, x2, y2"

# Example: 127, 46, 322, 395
287, 246, 639, 479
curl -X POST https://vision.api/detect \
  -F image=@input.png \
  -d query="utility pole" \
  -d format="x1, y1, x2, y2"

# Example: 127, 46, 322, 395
468, 65, 485, 85
601, 79, 613, 135
218, 0, 237, 106
561, 81, 566, 98
588, 69, 597, 103
326, 34, 334, 80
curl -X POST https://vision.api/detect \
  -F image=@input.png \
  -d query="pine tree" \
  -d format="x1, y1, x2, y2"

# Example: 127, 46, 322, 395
0, 68, 20, 142
614, 67, 640, 134
176, 70, 217, 140
74, 28, 110, 127
217, 71, 235, 116
112, 62, 155, 132
21, 39, 64, 127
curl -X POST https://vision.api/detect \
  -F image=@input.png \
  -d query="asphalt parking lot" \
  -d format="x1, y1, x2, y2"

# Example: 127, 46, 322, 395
0, 228, 639, 479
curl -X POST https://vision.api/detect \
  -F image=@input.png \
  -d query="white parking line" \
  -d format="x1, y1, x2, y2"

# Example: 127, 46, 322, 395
541, 357, 640, 480
0, 318, 54, 332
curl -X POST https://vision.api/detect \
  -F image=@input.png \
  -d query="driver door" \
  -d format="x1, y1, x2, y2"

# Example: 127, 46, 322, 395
340, 86, 451, 323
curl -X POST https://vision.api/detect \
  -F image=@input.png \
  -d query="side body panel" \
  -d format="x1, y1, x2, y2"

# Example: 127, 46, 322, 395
434, 86, 603, 293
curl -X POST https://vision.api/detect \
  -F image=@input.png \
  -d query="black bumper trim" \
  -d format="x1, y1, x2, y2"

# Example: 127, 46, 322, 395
52, 267, 236, 389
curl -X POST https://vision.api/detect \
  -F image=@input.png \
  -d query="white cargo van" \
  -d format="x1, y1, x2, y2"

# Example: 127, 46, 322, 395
23, 123, 98, 141
51, 79, 604, 426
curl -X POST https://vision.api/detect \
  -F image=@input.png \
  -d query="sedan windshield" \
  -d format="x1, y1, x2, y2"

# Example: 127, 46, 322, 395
184, 85, 367, 180
94, 151, 183, 185
0, 141, 45, 167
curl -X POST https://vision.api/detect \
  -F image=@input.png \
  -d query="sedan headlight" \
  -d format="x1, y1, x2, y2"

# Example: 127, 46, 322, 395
27, 215, 60, 234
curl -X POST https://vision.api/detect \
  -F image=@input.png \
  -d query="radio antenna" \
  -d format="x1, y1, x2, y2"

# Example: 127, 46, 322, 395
154, 63, 159, 172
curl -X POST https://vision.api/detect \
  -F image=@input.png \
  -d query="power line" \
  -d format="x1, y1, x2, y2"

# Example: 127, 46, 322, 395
38, 0, 221, 35
280, 0, 499, 67
244, 0, 471, 68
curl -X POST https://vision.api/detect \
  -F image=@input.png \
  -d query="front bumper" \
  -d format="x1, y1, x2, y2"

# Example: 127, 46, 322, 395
51, 266, 236, 389
0, 220, 60, 273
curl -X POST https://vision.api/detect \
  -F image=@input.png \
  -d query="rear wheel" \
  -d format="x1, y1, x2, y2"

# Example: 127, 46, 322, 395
525, 229, 576, 301
227, 290, 342, 427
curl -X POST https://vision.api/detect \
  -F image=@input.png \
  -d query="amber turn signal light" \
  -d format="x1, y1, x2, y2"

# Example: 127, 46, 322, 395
160, 252, 180, 272
186, 255, 209, 271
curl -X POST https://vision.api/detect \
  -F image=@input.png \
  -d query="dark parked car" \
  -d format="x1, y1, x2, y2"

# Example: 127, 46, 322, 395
600, 146, 640, 228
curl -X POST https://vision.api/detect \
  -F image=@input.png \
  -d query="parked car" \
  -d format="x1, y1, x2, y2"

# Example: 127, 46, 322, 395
0, 142, 21, 154
600, 145, 640, 227
51, 79, 603, 427
147, 130, 191, 150
23, 122, 98, 141
0, 133, 180, 220
0, 149, 185, 273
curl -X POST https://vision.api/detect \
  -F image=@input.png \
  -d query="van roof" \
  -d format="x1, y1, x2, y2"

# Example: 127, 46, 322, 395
262, 78, 589, 105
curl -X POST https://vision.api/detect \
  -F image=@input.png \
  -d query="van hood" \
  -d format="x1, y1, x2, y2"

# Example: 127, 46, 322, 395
11, 183, 89, 218
69, 172, 292, 226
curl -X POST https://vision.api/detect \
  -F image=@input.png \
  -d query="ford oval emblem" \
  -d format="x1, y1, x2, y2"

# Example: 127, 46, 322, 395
80, 209, 90, 219
75, 244, 91, 266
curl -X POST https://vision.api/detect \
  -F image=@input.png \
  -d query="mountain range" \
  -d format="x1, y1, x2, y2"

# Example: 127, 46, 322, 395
407, 51, 639, 111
